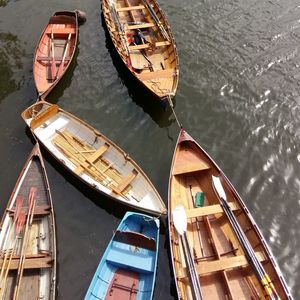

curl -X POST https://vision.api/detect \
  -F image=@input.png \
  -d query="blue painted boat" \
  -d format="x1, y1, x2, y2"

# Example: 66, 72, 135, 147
85, 212, 160, 300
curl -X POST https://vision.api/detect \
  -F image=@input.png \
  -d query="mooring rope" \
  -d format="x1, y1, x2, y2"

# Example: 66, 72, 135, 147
166, 95, 182, 128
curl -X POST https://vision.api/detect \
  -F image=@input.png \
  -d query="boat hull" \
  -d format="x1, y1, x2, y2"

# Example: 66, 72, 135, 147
0, 144, 56, 300
168, 128, 292, 299
85, 212, 159, 300
33, 11, 78, 99
21, 102, 166, 216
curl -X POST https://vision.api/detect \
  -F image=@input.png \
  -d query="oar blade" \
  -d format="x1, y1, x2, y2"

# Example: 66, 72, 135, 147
172, 204, 187, 236
212, 175, 227, 201
16, 212, 26, 235
14, 196, 24, 221
28, 187, 37, 210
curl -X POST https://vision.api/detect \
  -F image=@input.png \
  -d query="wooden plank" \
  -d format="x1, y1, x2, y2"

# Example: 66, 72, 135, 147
113, 169, 138, 194
127, 22, 155, 30
9, 205, 51, 217
86, 143, 109, 163
31, 105, 59, 130
116, 5, 145, 12
186, 202, 239, 218
46, 27, 76, 35
37, 56, 71, 62
137, 68, 175, 81
173, 162, 210, 175
0, 256, 53, 270
129, 41, 171, 51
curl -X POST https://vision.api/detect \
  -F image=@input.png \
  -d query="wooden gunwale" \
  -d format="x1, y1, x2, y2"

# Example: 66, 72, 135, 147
168, 128, 293, 299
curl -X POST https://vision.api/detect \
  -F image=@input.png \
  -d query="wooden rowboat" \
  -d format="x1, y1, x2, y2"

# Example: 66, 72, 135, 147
33, 11, 78, 99
168, 129, 292, 299
21, 101, 167, 216
102, 0, 179, 101
0, 143, 56, 300
85, 212, 159, 300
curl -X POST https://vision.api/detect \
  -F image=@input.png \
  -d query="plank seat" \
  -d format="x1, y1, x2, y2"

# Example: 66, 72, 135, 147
129, 41, 171, 51
185, 202, 239, 218
113, 169, 138, 194
86, 143, 109, 163
137, 68, 175, 81
31, 105, 59, 130
45, 27, 76, 35
127, 22, 155, 30
116, 5, 145, 12
0, 255, 53, 270
106, 245, 155, 273
177, 252, 266, 279
173, 162, 210, 175
37, 56, 71, 62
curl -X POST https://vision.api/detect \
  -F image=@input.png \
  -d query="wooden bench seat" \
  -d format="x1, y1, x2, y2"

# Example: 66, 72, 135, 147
127, 22, 155, 30
45, 27, 76, 35
177, 251, 265, 279
0, 255, 53, 270
129, 41, 171, 51
137, 68, 175, 81
113, 169, 138, 194
31, 105, 59, 130
185, 202, 239, 218
37, 56, 71, 62
116, 5, 145, 12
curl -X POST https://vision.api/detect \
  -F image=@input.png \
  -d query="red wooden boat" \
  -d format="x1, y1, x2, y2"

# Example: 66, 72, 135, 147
33, 11, 78, 99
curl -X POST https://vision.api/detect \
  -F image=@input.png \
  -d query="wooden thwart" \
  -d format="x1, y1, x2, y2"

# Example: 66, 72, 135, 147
186, 202, 240, 218
127, 22, 155, 30
137, 68, 175, 81
113, 169, 138, 194
128, 41, 171, 51
116, 5, 145, 12
178, 251, 266, 279
31, 105, 59, 130
0, 256, 53, 270
37, 56, 71, 62
46, 27, 76, 35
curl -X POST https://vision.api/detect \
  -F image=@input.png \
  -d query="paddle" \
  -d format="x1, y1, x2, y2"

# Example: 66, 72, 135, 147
50, 30, 57, 80
172, 205, 203, 300
212, 176, 281, 300
56, 33, 71, 78
0, 196, 25, 298
13, 187, 38, 300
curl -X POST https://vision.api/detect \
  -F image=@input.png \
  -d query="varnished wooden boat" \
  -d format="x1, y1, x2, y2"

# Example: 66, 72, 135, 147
168, 129, 292, 299
85, 212, 159, 300
102, 0, 179, 101
21, 101, 166, 216
33, 11, 78, 99
0, 143, 56, 300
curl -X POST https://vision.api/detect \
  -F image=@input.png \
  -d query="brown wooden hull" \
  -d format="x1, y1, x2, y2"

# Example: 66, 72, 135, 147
33, 11, 78, 99
0, 144, 56, 300
168, 129, 292, 299
102, 0, 179, 100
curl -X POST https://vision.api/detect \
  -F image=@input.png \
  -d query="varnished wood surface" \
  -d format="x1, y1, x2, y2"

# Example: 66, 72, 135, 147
168, 129, 292, 300
33, 11, 78, 99
101, 0, 179, 100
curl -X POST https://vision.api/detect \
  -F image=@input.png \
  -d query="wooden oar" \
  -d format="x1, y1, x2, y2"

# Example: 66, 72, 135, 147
212, 176, 281, 300
0, 197, 24, 298
50, 30, 57, 80
56, 33, 71, 78
172, 205, 203, 300
12, 187, 37, 300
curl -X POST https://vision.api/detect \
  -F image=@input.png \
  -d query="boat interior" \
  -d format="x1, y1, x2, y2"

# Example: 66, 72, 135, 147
0, 157, 55, 300
170, 141, 284, 299
103, 0, 178, 97
34, 13, 76, 93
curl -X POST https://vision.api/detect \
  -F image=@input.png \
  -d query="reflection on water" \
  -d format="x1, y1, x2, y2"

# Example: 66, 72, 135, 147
0, 32, 25, 100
